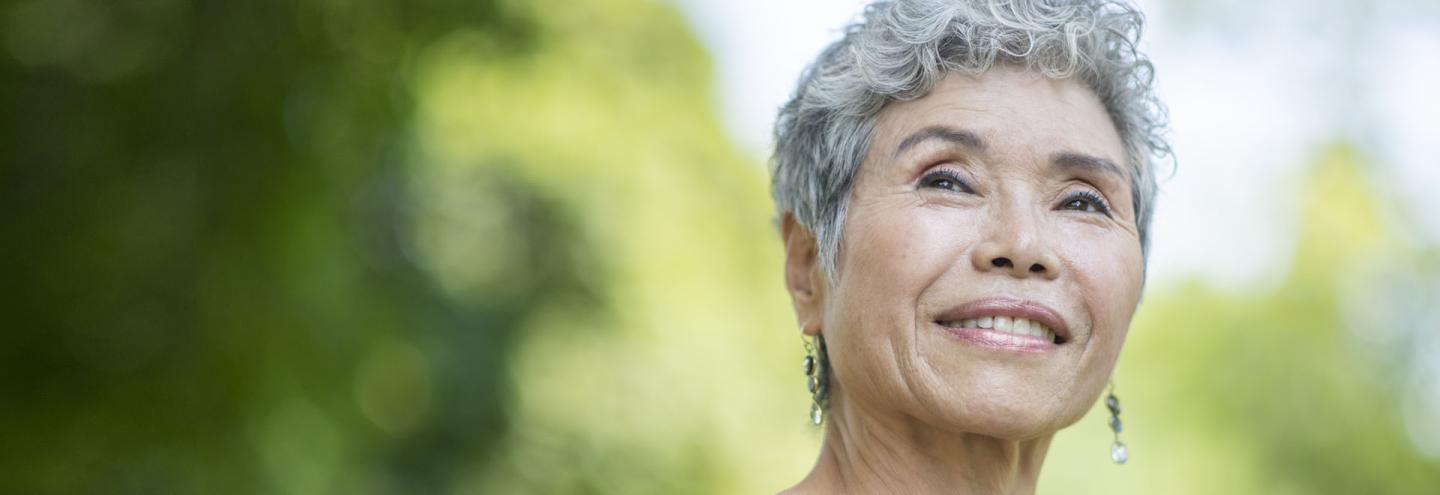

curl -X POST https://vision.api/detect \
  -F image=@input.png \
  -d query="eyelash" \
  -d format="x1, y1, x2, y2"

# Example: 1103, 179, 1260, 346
919, 169, 974, 193
1060, 190, 1113, 217
921, 169, 1113, 217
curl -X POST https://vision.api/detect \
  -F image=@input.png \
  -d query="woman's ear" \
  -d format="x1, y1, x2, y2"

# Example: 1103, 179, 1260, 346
782, 214, 825, 337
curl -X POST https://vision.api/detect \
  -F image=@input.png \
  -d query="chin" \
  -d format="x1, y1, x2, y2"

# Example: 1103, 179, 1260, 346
950, 400, 1078, 440
914, 374, 1096, 440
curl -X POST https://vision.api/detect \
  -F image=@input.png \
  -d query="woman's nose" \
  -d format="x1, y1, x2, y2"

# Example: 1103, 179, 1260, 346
970, 208, 1061, 280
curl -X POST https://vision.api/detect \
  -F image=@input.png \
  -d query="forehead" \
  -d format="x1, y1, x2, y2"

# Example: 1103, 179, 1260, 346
868, 66, 1127, 172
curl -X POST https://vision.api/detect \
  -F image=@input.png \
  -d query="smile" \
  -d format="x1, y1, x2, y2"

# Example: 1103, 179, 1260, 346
939, 316, 1057, 343
931, 297, 1073, 351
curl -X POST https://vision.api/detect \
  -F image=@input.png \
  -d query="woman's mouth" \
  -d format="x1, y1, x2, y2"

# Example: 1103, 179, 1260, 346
931, 297, 1073, 351
935, 318, 1061, 352
938, 316, 1058, 343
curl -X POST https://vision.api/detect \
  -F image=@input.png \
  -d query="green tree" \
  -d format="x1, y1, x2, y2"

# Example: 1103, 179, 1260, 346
0, 0, 595, 493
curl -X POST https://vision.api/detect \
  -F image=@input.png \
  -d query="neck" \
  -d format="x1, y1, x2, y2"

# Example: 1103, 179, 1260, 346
785, 396, 1053, 495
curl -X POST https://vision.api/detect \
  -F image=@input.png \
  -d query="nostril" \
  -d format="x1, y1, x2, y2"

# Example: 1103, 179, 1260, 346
991, 257, 1012, 268
1029, 263, 1045, 273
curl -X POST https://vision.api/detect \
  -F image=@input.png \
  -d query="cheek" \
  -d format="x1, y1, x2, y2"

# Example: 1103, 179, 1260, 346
837, 201, 970, 307
826, 200, 971, 397
1064, 229, 1144, 344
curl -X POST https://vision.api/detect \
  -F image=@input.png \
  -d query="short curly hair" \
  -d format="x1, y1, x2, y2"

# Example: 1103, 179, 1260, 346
771, 0, 1170, 283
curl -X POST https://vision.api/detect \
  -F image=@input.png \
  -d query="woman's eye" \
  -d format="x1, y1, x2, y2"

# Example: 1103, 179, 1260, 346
920, 170, 972, 193
1059, 191, 1113, 216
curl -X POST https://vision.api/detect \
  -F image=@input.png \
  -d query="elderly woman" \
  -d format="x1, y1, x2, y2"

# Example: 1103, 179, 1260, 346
772, 0, 1168, 492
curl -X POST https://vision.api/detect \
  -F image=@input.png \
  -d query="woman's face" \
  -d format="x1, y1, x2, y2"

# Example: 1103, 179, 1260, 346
787, 66, 1144, 439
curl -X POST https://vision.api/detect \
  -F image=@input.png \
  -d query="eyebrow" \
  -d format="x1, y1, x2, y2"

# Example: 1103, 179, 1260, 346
1051, 151, 1126, 181
893, 126, 987, 158
892, 125, 1126, 181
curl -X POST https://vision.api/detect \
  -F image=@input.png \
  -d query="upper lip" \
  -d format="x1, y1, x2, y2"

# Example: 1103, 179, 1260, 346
933, 297, 1073, 344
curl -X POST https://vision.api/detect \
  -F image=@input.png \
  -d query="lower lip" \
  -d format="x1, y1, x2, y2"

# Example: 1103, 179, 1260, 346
938, 325, 1058, 352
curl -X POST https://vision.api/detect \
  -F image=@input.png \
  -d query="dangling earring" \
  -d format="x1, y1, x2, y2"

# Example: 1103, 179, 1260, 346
802, 334, 829, 425
1106, 381, 1128, 464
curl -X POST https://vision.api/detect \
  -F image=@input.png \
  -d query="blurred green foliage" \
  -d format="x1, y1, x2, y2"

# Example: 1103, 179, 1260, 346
2, 0, 1437, 493
2, 0, 566, 492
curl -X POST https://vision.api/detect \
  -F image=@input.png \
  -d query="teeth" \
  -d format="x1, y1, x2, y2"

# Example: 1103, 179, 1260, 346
943, 316, 1058, 342
994, 316, 1012, 331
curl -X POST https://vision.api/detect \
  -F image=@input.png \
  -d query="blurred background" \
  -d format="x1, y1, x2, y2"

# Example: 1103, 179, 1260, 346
2, 0, 1438, 493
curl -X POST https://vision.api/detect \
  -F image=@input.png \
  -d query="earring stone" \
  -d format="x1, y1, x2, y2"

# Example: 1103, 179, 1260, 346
1106, 389, 1127, 465
802, 335, 827, 426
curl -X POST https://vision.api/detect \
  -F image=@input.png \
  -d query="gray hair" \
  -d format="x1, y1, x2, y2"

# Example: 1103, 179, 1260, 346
771, 0, 1170, 283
